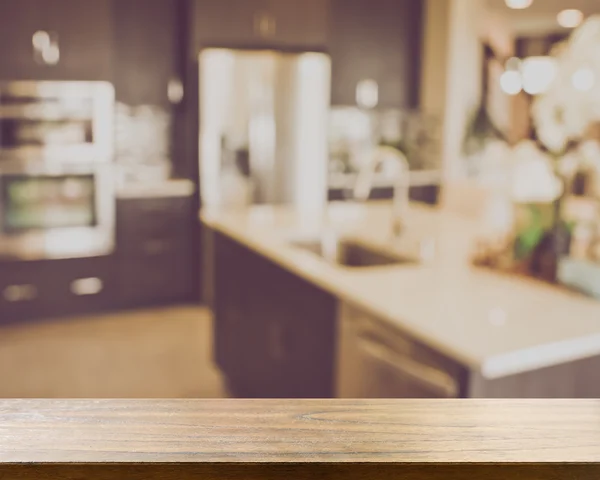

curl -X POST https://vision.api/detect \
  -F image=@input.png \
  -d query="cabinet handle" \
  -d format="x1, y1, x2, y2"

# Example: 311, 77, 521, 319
268, 322, 286, 361
70, 277, 103, 296
254, 11, 276, 38
167, 78, 184, 105
3, 284, 38, 303
357, 336, 459, 398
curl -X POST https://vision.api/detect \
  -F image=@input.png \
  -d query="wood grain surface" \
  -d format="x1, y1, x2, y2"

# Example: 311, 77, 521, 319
0, 399, 599, 464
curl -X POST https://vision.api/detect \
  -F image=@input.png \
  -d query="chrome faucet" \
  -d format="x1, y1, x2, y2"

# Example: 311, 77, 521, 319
353, 146, 410, 239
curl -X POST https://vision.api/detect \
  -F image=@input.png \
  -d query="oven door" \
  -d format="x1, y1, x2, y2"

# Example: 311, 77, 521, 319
0, 162, 115, 259
0, 81, 114, 162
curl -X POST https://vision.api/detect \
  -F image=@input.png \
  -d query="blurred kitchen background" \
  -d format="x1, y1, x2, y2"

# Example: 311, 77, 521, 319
1, 0, 600, 398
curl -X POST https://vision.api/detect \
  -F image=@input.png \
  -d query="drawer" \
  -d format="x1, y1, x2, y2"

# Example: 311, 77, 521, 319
118, 232, 193, 259
117, 252, 195, 307
45, 257, 118, 318
0, 257, 118, 323
117, 197, 193, 240
0, 261, 52, 324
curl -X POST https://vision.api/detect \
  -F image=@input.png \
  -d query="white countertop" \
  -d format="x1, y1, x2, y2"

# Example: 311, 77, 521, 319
117, 179, 195, 199
201, 201, 600, 379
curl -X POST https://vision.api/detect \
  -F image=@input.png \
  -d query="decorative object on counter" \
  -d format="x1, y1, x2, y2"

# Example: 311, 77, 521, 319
528, 16, 600, 282
475, 16, 600, 285
558, 256, 600, 299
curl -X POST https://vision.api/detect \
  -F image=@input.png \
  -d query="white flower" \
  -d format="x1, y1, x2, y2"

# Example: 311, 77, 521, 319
510, 141, 563, 203
579, 140, 600, 171
569, 15, 600, 54
532, 94, 571, 154
475, 139, 513, 190
558, 150, 581, 178
531, 15, 600, 148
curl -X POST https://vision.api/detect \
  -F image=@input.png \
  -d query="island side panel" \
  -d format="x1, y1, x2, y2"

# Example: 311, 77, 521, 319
212, 230, 337, 398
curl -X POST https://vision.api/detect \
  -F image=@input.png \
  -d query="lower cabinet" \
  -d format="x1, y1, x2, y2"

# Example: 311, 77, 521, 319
115, 196, 197, 309
214, 232, 337, 398
0, 257, 117, 325
0, 195, 197, 324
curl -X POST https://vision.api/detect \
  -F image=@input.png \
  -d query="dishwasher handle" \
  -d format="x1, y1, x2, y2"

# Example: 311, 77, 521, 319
357, 336, 459, 398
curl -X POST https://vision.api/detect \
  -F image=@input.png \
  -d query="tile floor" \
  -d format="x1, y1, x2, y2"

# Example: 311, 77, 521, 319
0, 306, 226, 398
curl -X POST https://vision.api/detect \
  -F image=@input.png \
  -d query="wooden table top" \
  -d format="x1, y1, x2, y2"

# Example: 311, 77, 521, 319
1, 399, 599, 464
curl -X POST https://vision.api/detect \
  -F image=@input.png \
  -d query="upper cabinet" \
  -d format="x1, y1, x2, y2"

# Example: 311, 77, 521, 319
112, 0, 180, 106
192, 0, 328, 52
0, 0, 113, 81
328, 0, 423, 108
265, 0, 329, 50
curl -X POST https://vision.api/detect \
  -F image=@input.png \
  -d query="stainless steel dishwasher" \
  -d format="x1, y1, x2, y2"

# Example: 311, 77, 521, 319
336, 304, 463, 398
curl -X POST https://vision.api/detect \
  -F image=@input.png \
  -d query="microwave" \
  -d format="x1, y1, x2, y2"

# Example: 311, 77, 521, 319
0, 161, 115, 260
0, 81, 114, 163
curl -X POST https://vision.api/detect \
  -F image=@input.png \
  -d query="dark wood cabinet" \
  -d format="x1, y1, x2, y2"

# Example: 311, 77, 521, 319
0, 0, 44, 79
328, 0, 423, 108
44, 256, 118, 318
193, 0, 328, 50
0, 256, 116, 325
0, 261, 51, 324
112, 0, 179, 106
0, 195, 197, 324
0, 0, 113, 81
265, 0, 329, 50
214, 231, 336, 398
193, 0, 268, 49
116, 196, 196, 309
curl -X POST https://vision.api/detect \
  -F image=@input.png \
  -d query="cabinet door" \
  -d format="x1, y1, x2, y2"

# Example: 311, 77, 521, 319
0, 261, 50, 324
116, 196, 196, 308
44, 0, 114, 81
266, 0, 329, 50
0, 0, 113, 81
0, 0, 44, 79
329, 0, 422, 108
117, 250, 194, 307
213, 232, 263, 394
213, 234, 337, 398
113, 0, 178, 106
45, 257, 118, 318
243, 250, 336, 398
276, 272, 337, 398
193, 0, 270, 49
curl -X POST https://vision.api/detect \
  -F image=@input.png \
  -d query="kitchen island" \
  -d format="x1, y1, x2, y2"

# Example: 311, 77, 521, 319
201, 201, 600, 398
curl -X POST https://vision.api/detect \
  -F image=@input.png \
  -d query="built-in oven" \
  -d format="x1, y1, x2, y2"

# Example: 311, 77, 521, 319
0, 81, 114, 162
0, 81, 115, 260
0, 161, 115, 260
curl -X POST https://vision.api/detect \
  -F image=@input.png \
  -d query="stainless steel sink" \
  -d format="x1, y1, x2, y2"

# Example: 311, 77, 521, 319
289, 238, 416, 268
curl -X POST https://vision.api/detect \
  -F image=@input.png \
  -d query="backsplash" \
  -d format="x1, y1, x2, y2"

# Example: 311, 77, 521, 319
114, 103, 172, 184
328, 107, 442, 188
